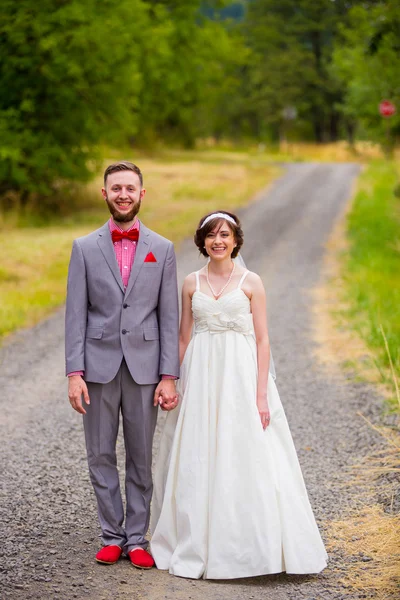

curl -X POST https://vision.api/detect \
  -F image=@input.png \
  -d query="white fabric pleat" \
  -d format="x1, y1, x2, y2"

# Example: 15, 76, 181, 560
151, 286, 327, 579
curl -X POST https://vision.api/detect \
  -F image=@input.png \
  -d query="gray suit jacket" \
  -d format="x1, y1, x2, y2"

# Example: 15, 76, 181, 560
65, 221, 180, 385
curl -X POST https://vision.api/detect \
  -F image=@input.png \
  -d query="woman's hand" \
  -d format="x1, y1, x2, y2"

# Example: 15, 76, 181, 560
257, 394, 270, 430
153, 380, 179, 411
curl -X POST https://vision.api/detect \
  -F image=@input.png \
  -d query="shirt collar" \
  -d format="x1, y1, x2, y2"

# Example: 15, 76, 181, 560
108, 217, 140, 234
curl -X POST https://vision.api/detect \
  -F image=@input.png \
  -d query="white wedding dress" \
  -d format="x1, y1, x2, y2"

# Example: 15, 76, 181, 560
150, 270, 328, 579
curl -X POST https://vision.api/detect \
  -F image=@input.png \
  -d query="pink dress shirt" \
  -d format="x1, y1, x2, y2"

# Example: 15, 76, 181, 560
109, 218, 139, 288
68, 218, 176, 380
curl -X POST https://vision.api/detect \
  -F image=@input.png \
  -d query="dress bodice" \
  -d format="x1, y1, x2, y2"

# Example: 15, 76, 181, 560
192, 271, 254, 336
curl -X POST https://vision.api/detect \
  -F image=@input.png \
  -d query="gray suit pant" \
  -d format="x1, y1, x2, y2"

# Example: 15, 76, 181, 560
83, 359, 158, 554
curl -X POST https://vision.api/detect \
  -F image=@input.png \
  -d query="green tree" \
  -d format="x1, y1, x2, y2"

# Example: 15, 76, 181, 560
0, 0, 244, 206
332, 1, 400, 152
236, 0, 344, 142
0, 0, 147, 206
229, 0, 388, 143
135, 1, 245, 147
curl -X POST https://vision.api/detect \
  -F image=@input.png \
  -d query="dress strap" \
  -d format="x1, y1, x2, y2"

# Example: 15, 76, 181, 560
195, 270, 201, 292
237, 270, 249, 289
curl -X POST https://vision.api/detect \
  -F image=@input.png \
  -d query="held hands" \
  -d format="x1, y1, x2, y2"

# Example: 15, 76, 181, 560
68, 375, 90, 415
154, 380, 179, 411
257, 393, 270, 430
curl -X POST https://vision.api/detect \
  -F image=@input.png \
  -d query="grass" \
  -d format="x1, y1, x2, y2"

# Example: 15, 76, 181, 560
314, 156, 400, 599
195, 139, 391, 163
341, 159, 400, 405
321, 321, 400, 600
328, 503, 400, 599
327, 419, 400, 600
282, 140, 394, 162
0, 228, 90, 338
0, 149, 280, 339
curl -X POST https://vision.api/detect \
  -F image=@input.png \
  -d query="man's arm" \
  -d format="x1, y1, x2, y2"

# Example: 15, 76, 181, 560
65, 240, 88, 374
154, 242, 180, 411
65, 240, 90, 414
157, 242, 180, 378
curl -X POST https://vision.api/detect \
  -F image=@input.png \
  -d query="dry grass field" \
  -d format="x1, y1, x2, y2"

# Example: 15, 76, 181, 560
0, 150, 280, 339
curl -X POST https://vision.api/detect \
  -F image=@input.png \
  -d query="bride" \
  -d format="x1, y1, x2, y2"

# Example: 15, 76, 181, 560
150, 211, 328, 579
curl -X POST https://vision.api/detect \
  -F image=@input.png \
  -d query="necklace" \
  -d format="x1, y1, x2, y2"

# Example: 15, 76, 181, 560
206, 261, 236, 298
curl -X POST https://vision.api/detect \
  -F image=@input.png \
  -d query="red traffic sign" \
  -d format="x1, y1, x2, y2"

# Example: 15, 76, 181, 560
379, 100, 396, 117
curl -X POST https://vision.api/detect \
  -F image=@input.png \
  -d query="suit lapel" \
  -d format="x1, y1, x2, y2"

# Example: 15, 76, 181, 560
124, 221, 151, 299
97, 223, 125, 293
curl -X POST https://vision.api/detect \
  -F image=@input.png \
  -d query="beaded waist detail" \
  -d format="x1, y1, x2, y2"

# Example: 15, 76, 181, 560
194, 312, 254, 335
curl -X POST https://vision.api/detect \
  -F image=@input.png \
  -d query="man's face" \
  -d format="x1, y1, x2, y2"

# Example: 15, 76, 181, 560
102, 170, 145, 223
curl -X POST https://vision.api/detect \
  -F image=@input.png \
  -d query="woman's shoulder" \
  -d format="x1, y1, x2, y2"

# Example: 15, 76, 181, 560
241, 270, 266, 294
182, 271, 198, 292
184, 270, 199, 282
242, 269, 262, 284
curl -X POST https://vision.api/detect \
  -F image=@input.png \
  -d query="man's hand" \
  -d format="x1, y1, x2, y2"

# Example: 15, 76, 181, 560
153, 380, 178, 411
68, 375, 90, 415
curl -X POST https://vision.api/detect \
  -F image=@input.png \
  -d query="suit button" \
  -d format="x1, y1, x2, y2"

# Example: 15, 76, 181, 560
123, 303, 128, 309
122, 329, 127, 335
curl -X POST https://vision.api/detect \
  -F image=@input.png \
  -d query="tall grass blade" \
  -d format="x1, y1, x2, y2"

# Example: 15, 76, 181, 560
357, 412, 400, 450
379, 324, 400, 410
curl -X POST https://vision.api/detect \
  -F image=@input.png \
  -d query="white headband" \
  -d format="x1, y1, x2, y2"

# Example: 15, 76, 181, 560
200, 212, 237, 229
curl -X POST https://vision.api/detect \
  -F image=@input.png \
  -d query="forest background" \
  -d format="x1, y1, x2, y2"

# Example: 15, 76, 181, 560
0, 0, 399, 389
1, 0, 399, 209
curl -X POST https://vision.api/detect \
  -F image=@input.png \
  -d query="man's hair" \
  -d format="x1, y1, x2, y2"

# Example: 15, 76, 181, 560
103, 161, 143, 187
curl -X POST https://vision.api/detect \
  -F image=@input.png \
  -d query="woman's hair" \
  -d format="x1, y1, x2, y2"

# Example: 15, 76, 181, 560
194, 211, 244, 258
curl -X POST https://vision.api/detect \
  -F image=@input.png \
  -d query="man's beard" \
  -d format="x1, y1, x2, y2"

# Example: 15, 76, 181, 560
105, 196, 141, 223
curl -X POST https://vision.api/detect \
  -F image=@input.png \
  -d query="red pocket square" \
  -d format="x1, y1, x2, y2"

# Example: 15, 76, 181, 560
144, 252, 157, 263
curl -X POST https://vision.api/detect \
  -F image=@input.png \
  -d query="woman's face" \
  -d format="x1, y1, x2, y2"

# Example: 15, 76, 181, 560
204, 221, 236, 261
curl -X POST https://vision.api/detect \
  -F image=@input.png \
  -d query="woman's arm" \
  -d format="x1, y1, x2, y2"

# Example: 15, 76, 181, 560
249, 273, 271, 429
179, 274, 195, 364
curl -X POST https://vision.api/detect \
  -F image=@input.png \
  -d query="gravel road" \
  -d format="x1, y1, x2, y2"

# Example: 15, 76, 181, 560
0, 163, 386, 600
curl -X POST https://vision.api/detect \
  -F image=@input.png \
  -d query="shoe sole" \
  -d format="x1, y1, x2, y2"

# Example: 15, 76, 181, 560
130, 562, 154, 570
96, 558, 120, 565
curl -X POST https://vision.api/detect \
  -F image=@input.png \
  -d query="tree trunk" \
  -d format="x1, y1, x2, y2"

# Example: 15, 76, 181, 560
313, 117, 324, 143
20, 189, 30, 209
329, 113, 340, 142
346, 120, 356, 146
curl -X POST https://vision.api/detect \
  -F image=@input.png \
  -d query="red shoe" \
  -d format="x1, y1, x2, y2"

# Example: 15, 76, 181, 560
96, 545, 123, 565
128, 548, 155, 569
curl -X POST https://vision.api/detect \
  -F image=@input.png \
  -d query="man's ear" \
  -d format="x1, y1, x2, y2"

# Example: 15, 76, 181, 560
101, 187, 107, 199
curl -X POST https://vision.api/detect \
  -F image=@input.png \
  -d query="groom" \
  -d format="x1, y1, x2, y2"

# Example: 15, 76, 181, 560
65, 161, 180, 569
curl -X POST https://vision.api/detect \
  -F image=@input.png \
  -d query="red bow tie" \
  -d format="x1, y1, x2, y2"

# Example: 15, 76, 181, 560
111, 230, 139, 243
